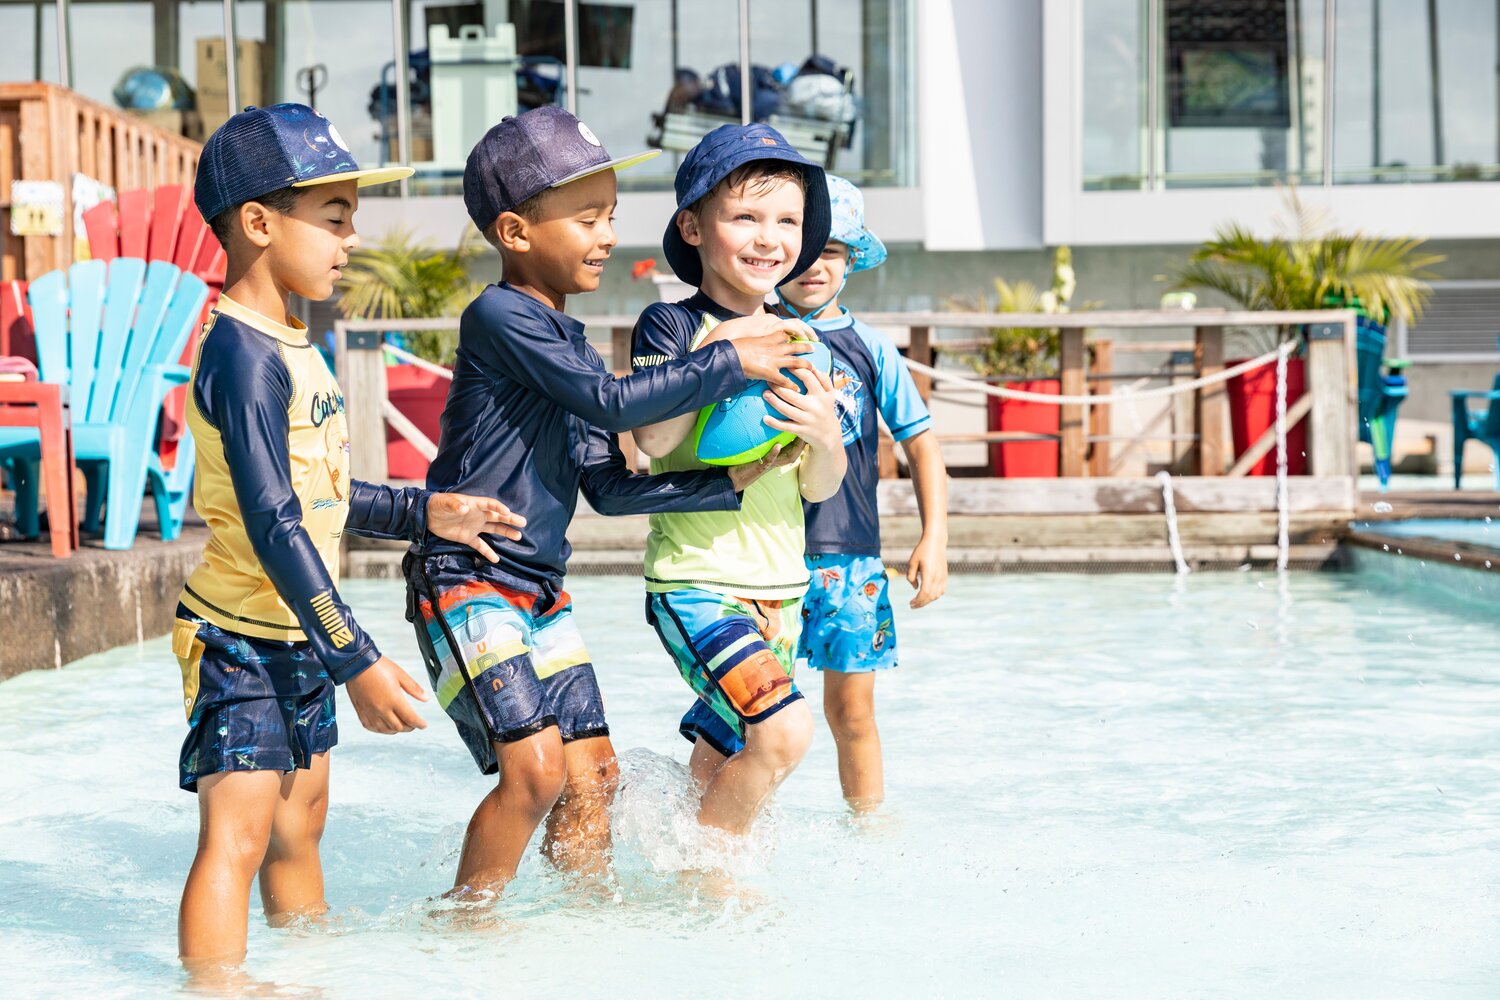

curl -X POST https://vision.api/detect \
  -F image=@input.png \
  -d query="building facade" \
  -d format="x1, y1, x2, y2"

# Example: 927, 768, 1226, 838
8, 0, 1500, 416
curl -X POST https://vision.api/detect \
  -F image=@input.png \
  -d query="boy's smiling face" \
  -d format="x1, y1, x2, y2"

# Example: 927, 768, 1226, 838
250, 180, 360, 302
493, 169, 618, 306
680, 174, 805, 309
780, 240, 850, 317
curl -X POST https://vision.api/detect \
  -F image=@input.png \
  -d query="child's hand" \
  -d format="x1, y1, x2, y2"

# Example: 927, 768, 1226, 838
713, 314, 818, 391
727, 440, 806, 492
762, 366, 842, 453
345, 657, 430, 734
906, 535, 948, 609
711, 313, 817, 344
426, 493, 526, 564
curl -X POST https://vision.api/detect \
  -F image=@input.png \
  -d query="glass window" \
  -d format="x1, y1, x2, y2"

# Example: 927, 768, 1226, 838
1334, 0, 1498, 184
0, 3, 59, 85
1082, 0, 1146, 190
1160, 0, 1325, 188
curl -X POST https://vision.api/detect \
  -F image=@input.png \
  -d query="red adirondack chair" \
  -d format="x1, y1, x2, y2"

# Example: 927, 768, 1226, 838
82, 184, 225, 468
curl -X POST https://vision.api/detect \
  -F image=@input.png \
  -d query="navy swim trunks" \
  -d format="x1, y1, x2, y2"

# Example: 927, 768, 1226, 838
406, 554, 609, 775
173, 604, 338, 792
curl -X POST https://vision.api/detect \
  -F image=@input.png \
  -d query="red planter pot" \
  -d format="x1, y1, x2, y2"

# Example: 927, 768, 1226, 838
986, 378, 1060, 477
1226, 357, 1307, 476
385, 364, 448, 480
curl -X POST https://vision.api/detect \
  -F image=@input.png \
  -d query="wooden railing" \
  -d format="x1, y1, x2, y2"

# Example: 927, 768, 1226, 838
334, 308, 1358, 491
0, 82, 202, 282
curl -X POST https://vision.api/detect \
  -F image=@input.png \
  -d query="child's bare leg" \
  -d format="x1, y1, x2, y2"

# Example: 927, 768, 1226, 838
259, 752, 331, 924
179, 769, 283, 965
698, 700, 813, 834
452, 728, 566, 896
543, 735, 619, 876
689, 738, 728, 792
823, 672, 883, 811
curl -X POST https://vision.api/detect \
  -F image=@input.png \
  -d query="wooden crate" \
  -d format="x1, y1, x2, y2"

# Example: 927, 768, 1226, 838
0, 82, 203, 283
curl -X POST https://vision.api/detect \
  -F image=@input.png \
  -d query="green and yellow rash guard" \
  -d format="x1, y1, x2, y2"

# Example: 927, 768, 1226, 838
631, 292, 811, 601
179, 295, 431, 683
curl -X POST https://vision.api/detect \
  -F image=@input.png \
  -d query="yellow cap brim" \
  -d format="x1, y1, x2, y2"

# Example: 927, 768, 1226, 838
550, 149, 662, 189
293, 166, 416, 190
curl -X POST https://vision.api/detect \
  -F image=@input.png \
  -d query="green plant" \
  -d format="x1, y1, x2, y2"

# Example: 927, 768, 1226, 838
1168, 187, 1444, 324
962, 246, 1095, 378
336, 227, 489, 365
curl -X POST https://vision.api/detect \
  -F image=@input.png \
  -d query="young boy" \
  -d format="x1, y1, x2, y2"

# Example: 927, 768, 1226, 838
175, 104, 522, 967
403, 107, 815, 898
632, 123, 847, 835
776, 175, 949, 812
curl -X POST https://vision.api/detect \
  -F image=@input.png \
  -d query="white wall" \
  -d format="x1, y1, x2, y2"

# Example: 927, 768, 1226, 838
918, 0, 1044, 250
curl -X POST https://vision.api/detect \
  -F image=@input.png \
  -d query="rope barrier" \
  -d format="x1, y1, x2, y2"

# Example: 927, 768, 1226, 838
382, 342, 454, 380
1156, 471, 1191, 575
1274, 345, 1291, 572
901, 342, 1295, 405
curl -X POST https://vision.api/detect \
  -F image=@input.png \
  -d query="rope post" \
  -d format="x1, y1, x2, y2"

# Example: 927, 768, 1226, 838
907, 325, 933, 402
611, 325, 640, 470
1194, 326, 1229, 475
1059, 328, 1086, 477
1306, 315, 1357, 477
337, 323, 390, 482
1088, 340, 1113, 477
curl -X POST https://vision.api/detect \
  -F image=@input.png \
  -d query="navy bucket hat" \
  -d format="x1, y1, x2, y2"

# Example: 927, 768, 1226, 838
662, 123, 831, 288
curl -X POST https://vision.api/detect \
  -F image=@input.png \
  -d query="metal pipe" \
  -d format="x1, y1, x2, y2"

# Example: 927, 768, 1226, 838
391, 0, 410, 195
55, 0, 70, 89
739, 0, 752, 125
222, 0, 239, 115
1372, 0, 1382, 170
1322, 0, 1335, 186
1427, 0, 1444, 166
1146, 0, 1160, 190
564, 0, 579, 113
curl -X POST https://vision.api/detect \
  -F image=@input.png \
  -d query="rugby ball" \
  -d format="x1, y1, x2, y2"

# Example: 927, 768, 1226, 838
693, 341, 833, 466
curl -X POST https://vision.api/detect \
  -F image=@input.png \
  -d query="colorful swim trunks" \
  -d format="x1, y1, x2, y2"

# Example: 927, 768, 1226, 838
173, 605, 337, 792
406, 555, 608, 774
797, 553, 898, 673
645, 587, 803, 758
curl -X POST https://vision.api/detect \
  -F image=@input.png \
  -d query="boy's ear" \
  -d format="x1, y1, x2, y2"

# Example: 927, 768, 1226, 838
240, 201, 274, 249
676, 209, 703, 248
493, 212, 531, 253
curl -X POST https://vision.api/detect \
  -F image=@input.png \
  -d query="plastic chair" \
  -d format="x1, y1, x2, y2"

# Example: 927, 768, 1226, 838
0, 258, 208, 549
1354, 316, 1407, 492
1450, 337, 1500, 491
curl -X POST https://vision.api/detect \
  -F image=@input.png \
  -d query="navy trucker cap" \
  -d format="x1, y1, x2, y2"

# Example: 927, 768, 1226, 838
194, 103, 413, 223
661, 122, 831, 288
463, 106, 660, 232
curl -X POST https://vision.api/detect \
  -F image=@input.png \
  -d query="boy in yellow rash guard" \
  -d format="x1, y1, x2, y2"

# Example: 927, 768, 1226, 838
631, 124, 846, 835
175, 103, 520, 972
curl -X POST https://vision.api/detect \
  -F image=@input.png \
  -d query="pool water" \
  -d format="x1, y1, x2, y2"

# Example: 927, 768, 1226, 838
3, 570, 1500, 998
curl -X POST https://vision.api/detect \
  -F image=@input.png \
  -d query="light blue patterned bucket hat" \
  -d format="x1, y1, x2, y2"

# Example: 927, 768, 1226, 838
826, 173, 886, 272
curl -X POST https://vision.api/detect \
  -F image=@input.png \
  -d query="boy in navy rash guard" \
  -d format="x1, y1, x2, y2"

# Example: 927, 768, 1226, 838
403, 107, 815, 899
174, 104, 522, 971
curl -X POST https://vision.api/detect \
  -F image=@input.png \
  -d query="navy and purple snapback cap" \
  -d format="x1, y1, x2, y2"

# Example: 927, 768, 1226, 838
463, 106, 660, 232
194, 103, 413, 223
662, 122, 831, 288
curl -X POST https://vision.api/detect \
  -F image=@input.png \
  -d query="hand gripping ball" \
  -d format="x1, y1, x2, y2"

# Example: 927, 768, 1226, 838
692, 340, 833, 466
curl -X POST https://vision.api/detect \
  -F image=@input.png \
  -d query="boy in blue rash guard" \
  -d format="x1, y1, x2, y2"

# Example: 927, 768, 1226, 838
175, 105, 524, 970
775, 174, 949, 812
403, 107, 815, 899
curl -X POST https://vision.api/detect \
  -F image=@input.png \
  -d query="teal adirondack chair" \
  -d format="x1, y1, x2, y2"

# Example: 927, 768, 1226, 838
1355, 315, 1407, 492
1450, 336, 1500, 491
0, 259, 208, 549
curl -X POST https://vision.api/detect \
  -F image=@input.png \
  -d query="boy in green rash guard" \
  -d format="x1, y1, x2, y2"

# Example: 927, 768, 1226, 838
631, 123, 845, 835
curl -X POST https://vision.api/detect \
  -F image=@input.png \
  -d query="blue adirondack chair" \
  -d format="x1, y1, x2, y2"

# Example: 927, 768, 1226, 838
0, 258, 208, 549
1354, 315, 1407, 492
1450, 336, 1500, 491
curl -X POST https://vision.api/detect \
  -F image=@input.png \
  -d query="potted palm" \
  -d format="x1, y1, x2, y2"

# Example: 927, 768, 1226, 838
1169, 192, 1441, 476
337, 228, 487, 478
961, 247, 1090, 477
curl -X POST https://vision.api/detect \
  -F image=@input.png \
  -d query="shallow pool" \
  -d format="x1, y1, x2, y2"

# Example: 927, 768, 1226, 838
3, 569, 1500, 998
